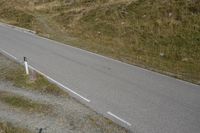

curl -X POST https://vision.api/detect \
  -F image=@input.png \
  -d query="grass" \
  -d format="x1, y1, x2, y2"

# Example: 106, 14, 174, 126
0, 122, 32, 133
0, 91, 51, 113
6, 69, 68, 96
0, 0, 35, 29
0, 0, 199, 84
0, 54, 129, 133
58, 0, 200, 83
0, 54, 68, 97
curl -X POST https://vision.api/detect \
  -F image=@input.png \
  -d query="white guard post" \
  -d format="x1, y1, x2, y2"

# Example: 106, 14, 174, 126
24, 57, 29, 75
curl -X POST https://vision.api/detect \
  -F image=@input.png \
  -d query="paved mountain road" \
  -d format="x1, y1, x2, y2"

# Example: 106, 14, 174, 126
0, 24, 200, 133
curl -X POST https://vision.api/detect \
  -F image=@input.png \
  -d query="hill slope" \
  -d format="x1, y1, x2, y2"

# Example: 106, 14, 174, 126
0, 0, 199, 84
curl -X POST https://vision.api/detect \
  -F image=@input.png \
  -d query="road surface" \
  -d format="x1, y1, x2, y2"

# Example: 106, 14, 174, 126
0, 23, 200, 133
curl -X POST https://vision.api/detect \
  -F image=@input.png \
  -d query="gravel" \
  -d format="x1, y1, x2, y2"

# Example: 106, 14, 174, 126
0, 54, 129, 133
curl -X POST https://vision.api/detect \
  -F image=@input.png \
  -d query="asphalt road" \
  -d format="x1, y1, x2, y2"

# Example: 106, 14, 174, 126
0, 24, 200, 133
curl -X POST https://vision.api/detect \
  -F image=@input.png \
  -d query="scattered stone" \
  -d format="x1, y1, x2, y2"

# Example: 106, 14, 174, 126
160, 53, 165, 57
182, 58, 189, 62
169, 12, 172, 17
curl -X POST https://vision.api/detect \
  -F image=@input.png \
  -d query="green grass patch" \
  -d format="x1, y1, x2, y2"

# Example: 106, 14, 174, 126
0, 54, 68, 96
0, 122, 31, 133
0, 91, 51, 113
5, 67, 67, 96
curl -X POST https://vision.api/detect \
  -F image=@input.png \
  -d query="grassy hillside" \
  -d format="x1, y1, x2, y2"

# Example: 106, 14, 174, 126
0, 0, 199, 84
0, 0, 35, 28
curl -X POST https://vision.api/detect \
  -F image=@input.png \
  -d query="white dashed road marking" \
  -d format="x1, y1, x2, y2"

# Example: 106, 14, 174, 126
0, 49, 91, 103
107, 111, 132, 126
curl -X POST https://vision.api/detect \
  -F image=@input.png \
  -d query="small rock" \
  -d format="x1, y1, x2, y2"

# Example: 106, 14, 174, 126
160, 53, 165, 57
169, 12, 173, 17
182, 58, 189, 62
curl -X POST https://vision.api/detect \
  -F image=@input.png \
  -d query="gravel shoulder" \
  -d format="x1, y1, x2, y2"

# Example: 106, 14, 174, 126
0, 54, 129, 133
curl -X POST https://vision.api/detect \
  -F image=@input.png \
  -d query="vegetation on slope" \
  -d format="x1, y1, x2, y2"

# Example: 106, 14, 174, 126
0, 54, 68, 96
0, 122, 32, 133
0, 91, 51, 113
0, 0, 35, 28
0, 0, 199, 84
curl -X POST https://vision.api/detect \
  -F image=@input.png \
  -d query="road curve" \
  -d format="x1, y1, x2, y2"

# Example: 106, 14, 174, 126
0, 24, 200, 133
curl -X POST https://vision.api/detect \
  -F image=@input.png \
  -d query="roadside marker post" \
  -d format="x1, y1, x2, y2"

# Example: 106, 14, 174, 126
24, 57, 29, 75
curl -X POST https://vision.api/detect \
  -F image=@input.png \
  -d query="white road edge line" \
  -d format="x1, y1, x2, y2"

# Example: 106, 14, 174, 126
107, 111, 132, 126
28, 65, 91, 103
0, 49, 91, 103
0, 49, 17, 60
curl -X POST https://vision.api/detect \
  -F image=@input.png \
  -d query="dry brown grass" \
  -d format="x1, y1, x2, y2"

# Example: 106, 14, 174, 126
0, 91, 52, 113
0, 54, 68, 96
0, 122, 32, 133
0, 0, 199, 84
